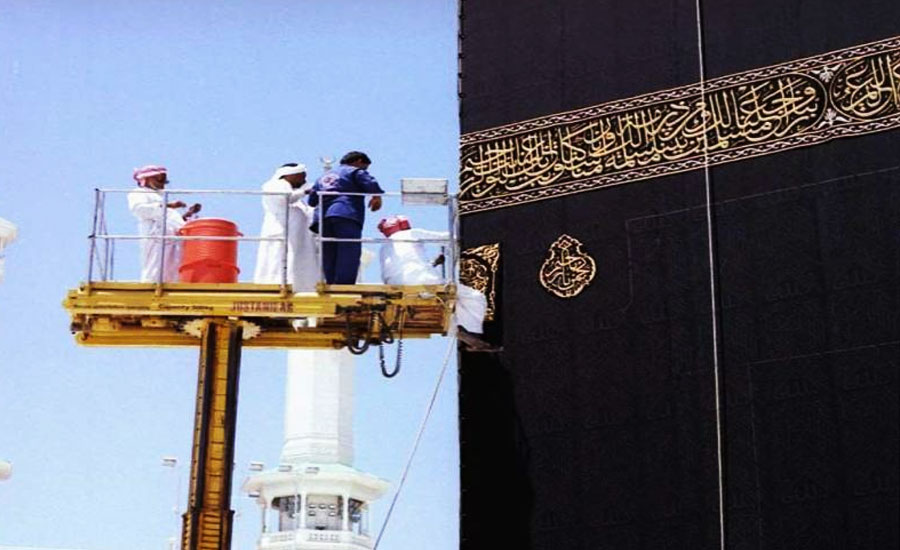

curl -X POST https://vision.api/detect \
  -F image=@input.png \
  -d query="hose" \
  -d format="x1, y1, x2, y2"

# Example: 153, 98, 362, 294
377, 310, 403, 378
344, 310, 371, 355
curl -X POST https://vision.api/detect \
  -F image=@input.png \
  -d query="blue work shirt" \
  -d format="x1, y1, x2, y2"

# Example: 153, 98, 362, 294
308, 164, 385, 228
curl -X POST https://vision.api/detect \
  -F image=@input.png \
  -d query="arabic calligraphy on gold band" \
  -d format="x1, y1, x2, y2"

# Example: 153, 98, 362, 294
539, 235, 596, 299
459, 243, 500, 320
460, 36, 900, 214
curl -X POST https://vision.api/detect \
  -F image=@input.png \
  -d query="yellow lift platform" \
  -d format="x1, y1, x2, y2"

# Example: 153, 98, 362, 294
64, 281, 455, 348
64, 183, 458, 550
63, 280, 454, 550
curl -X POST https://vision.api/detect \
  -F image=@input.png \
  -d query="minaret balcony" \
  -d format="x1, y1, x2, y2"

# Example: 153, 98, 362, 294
259, 528, 374, 550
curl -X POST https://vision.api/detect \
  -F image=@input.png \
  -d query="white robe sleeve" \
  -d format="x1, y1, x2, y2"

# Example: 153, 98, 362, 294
127, 190, 165, 221
408, 228, 450, 242
291, 194, 314, 218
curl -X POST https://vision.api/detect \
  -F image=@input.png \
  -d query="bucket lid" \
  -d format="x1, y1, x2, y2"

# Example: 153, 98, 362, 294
178, 217, 242, 236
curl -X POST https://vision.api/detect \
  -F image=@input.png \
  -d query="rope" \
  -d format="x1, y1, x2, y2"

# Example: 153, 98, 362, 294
373, 335, 457, 550
693, 1, 727, 548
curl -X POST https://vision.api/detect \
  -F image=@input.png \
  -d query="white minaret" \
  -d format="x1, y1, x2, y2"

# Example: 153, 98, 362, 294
242, 348, 389, 550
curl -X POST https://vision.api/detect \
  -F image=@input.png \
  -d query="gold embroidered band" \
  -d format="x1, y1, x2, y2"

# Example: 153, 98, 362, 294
460, 36, 900, 214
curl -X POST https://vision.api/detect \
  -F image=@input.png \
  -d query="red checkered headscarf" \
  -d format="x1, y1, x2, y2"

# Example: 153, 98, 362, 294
377, 215, 411, 237
133, 165, 167, 186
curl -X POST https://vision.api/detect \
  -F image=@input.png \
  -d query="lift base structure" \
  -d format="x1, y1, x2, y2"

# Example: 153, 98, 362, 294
182, 320, 242, 550
62, 281, 456, 550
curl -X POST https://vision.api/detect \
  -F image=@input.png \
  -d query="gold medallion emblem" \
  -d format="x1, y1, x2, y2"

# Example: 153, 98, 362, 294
539, 235, 596, 298
460, 243, 500, 320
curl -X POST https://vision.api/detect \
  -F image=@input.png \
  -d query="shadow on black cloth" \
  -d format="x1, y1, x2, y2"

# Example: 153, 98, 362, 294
459, 350, 533, 550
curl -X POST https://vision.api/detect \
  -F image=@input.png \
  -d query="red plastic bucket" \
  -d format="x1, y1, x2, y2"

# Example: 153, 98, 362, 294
177, 218, 242, 283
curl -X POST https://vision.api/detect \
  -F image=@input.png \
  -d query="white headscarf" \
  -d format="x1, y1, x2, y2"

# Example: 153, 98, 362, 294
273, 164, 307, 180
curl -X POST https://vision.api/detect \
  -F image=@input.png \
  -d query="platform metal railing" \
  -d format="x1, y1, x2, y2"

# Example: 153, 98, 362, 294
85, 187, 458, 293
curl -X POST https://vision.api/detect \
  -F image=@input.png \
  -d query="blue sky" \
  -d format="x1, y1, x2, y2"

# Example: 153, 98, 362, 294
0, 2, 460, 549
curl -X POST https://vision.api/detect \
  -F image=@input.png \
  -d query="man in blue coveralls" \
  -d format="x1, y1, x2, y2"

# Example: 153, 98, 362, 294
308, 151, 384, 284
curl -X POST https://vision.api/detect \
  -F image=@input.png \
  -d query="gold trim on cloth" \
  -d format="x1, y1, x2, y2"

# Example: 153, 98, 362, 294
459, 36, 900, 214
539, 235, 596, 299
460, 243, 500, 320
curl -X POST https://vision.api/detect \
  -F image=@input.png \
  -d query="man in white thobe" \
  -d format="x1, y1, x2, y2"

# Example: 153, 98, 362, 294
127, 165, 201, 283
253, 163, 318, 291
377, 215, 497, 351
